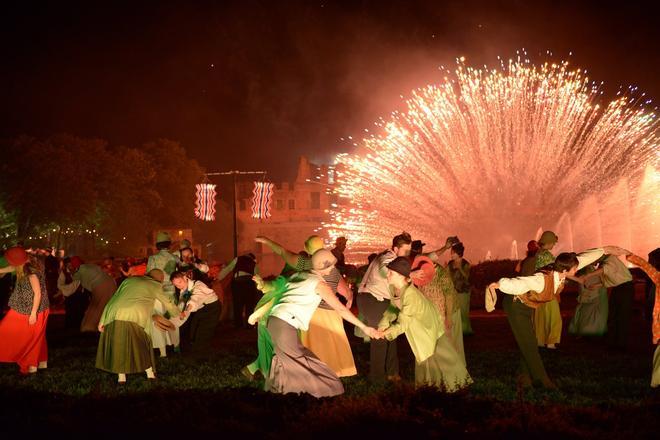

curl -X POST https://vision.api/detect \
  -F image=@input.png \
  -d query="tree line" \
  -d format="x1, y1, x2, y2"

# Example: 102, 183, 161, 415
0, 134, 205, 254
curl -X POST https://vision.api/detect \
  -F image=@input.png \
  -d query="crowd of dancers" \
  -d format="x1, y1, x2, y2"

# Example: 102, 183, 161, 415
0, 229, 658, 396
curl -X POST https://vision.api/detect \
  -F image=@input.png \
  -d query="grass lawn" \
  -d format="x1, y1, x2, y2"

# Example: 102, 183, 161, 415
0, 295, 658, 437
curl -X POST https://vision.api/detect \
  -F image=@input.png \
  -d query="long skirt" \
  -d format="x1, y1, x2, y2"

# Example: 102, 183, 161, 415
568, 289, 608, 336
81, 278, 117, 332
96, 320, 156, 374
449, 308, 466, 365
457, 293, 473, 335
652, 345, 660, 388
151, 299, 180, 350
534, 299, 562, 346
416, 334, 472, 392
300, 307, 357, 377
0, 308, 49, 374
266, 316, 344, 398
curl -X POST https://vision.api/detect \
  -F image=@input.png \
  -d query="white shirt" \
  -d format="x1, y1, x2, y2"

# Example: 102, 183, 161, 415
182, 279, 218, 313
270, 272, 323, 330
498, 248, 605, 296
359, 249, 397, 301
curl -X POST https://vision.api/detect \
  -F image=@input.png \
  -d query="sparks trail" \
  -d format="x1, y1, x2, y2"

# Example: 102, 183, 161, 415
327, 56, 659, 261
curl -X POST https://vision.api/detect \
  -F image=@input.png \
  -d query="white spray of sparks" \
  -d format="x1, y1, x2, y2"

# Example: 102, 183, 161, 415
326, 56, 659, 262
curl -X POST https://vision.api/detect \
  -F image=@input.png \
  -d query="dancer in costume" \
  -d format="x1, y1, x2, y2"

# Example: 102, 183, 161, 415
146, 231, 179, 357
357, 232, 413, 382
413, 237, 465, 363
231, 253, 258, 329
447, 242, 473, 336
486, 245, 625, 389
96, 269, 181, 383
252, 249, 380, 397
0, 247, 50, 375
58, 256, 117, 332
568, 262, 608, 336
256, 235, 356, 377
601, 254, 634, 351
379, 257, 472, 392
170, 271, 221, 358
533, 231, 561, 349
623, 248, 660, 387
516, 240, 540, 276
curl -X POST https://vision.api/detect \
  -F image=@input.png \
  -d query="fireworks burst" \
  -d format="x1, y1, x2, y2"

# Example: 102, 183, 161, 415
326, 55, 659, 261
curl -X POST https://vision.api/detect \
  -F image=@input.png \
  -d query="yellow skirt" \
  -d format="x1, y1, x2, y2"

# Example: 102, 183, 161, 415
534, 299, 562, 346
300, 308, 357, 377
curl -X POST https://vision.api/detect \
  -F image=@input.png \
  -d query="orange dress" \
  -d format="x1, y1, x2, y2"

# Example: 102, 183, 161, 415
0, 273, 50, 374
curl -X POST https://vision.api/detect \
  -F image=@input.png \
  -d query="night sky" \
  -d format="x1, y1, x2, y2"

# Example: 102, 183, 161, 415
2, 0, 658, 180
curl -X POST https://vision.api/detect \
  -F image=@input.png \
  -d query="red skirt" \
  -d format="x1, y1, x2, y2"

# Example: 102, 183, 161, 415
0, 308, 49, 374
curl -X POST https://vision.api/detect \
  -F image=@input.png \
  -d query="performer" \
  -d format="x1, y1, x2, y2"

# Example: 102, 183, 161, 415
255, 235, 356, 377
58, 256, 117, 332
170, 271, 221, 358
231, 253, 257, 329
379, 257, 472, 392
420, 250, 466, 365
447, 242, 473, 335
486, 245, 625, 389
96, 269, 181, 383
624, 248, 660, 387
533, 231, 561, 349
0, 247, 50, 374
146, 231, 179, 356
251, 249, 380, 397
568, 262, 608, 336
357, 231, 412, 382
516, 240, 540, 276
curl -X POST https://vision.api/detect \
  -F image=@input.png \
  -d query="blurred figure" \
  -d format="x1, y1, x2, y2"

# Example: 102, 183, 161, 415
59, 256, 117, 332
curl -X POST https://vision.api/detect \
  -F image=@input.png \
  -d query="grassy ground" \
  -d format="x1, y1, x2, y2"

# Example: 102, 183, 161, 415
1, 295, 658, 437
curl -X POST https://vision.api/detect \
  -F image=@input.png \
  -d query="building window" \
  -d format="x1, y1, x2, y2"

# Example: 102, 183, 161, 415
311, 192, 320, 209
239, 199, 246, 211
288, 199, 295, 210
328, 168, 335, 184
276, 199, 284, 210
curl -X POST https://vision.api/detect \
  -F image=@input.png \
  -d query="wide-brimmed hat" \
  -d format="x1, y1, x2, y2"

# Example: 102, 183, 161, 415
411, 240, 426, 252
387, 257, 412, 277
156, 231, 172, 244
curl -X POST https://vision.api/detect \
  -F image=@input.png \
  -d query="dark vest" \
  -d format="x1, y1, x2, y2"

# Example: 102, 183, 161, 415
518, 271, 564, 309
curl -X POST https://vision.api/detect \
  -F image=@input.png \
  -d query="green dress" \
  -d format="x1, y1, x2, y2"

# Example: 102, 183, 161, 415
96, 276, 180, 374
379, 283, 472, 392
420, 264, 465, 364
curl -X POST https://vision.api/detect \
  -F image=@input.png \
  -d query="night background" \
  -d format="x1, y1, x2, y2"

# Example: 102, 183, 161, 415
0, 1, 659, 437
2, 0, 658, 180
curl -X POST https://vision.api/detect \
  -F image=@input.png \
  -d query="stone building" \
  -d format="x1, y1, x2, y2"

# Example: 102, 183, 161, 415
235, 156, 341, 275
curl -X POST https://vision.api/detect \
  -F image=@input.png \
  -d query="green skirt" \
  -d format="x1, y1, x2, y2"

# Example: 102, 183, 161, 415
415, 334, 473, 392
96, 320, 155, 374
